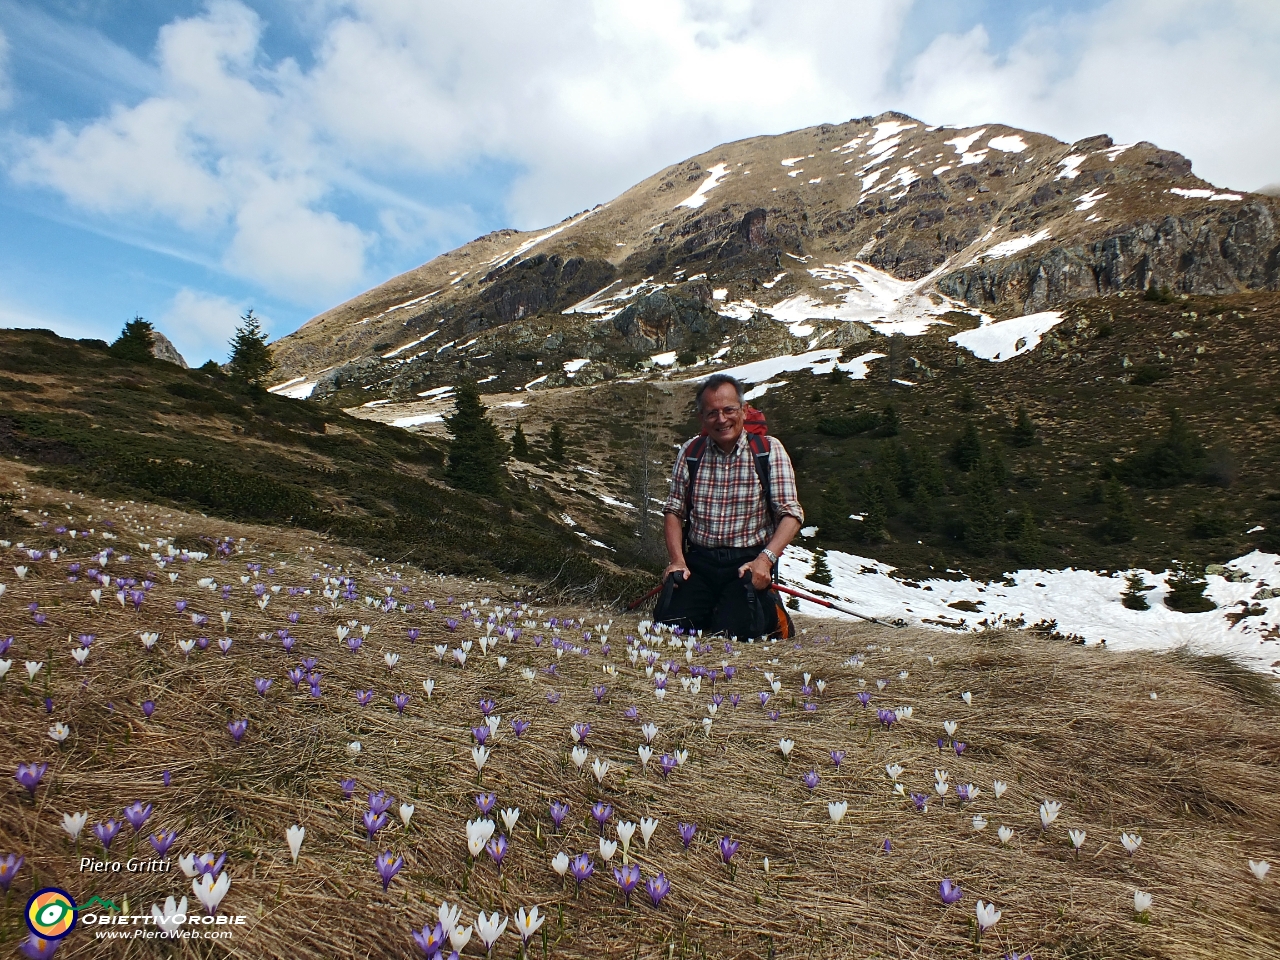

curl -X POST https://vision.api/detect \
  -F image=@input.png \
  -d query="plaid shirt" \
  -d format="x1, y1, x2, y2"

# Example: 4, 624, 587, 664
663, 433, 804, 549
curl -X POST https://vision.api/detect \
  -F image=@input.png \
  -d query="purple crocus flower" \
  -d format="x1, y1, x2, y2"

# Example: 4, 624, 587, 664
123, 801, 153, 832
911, 793, 928, 812
766, 709, 780, 721
445, 618, 458, 632
0, 854, 23, 893
591, 802, 613, 830
369, 791, 394, 815
93, 819, 121, 851
830, 750, 846, 767
77, 635, 92, 649
955, 784, 972, 803
857, 692, 872, 708
730, 693, 741, 708
477, 793, 497, 814
162, 770, 171, 787
954, 742, 967, 756
592, 685, 607, 704
288, 611, 300, 624
939, 879, 963, 905
340, 778, 356, 799
472, 726, 490, 746
486, 835, 509, 869
281, 636, 295, 652
254, 678, 273, 696
803, 702, 818, 712
308, 682, 322, 699
363, 810, 388, 840
149, 830, 178, 857
196, 637, 209, 649
882, 838, 892, 853
19, 934, 59, 960
15, 763, 47, 795
346, 636, 362, 652
759, 691, 770, 706
802, 770, 820, 791
356, 690, 374, 707
614, 863, 641, 904
877, 709, 897, 729
659, 754, 677, 778
511, 719, 530, 738
568, 853, 594, 887
718, 836, 740, 864
549, 801, 569, 830
227, 720, 247, 742
624, 706, 640, 721
546, 692, 561, 704
413, 921, 447, 956
174, 600, 187, 613
406, 628, 420, 642
572, 723, 590, 744
677, 823, 697, 849
394, 694, 410, 714
375, 851, 404, 892
645, 872, 671, 907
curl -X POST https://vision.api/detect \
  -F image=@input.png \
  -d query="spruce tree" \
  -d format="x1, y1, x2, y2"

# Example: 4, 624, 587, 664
819, 478, 852, 541
1097, 478, 1139, 543
445, 379, 509, 497
227, 310, 275, 385
546, 423, 567, 463
109, 316, 155, 362
810, 548, 833, 585
964, 455, 1001, 555
1011, 405, 1037, 447
1120, 409, 1207, 487
879, 404, 900, 437
951, 422, 983, 471
1121, 573, 1151, 610
859, 478, 888, 543
510, 422, 530, 460
1164, 562, 1215, 613
1009, 508, 1041, 565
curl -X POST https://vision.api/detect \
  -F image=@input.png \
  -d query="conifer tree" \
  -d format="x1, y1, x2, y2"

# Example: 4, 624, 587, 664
964, 454, 1001, 555
819, 478, 853, 542
1097, 478, 1139, 543
1009, 508, 1041, 565
1011, 405, 1037, 447
1121, 573, 1151, 610
879, 404, 900, 437
1164, 561, 1215, 613
109, 316, 155, 362
227, 310, 275, 385
445, 379, 509, 497
859, 479, 888, 543
951, 422, 983, 471
510, 422, 530, 461
810, 548, 833, 586
546, 423, 567, 463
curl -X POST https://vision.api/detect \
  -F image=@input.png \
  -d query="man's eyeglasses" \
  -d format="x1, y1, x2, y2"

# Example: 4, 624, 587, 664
700, 405, 742, 421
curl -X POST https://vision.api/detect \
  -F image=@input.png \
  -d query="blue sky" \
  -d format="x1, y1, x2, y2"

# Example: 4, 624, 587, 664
1, 0, 1277, 368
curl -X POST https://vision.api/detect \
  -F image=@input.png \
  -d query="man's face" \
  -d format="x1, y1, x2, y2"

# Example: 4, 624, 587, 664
700, 383, 745, 450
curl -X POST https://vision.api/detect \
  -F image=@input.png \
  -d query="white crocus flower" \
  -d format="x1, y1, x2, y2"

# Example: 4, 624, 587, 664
500, 807, 520, 834
285, 825, 306, 864
778, 738, 794, 758
641, 723, 659, 743
962, 691, 973, 705
637, 745, 653, 769
591, 758, 610, 784
0, 660, 10, 679
400, 804, 416, 828
476, 911, 507, 952
1069, 829, 1087, 852
26, 661, 43, 681
992, 781, 1008, 800
347, 741, 362, 756
570, 746, 588, 770
49, 722, 70, 742
471, 745, 490, 772
178, 853, 198, 877
140, 632, 159, 650
71, 647, 90, 665
466, 819, 495, 857
975, 900, 1001, 933
1248, 860, 1270, 881
514, 906, 545, 943
828, 801, 848, 824
598, 837, 618, 862
943, 720, 959, 738
1133, 890, 1153, 913
193, 871, 230, 914
639, 817, 658, 849
1120, 832, 1143, 855
422, 678, 435, 698
616, 821, 636, 861
885, 763, 903, 781
151, 896, 188, 933
438, 901, 462, 935
448, 923, 473, 953
177, 639, 195, 655
62, 811, 88, 840
1039, 800, 1062, 830
497, 656, 508, 671
998, 826, 1014, 844
90, 588, 102, 604
674, 749, 688, 766
972, 815, 988, 831
520, 667, 535, 681
384, 652, 400, 670
14, 565, 28, 579
434, 644, 447, 661
550, 852, 569, 877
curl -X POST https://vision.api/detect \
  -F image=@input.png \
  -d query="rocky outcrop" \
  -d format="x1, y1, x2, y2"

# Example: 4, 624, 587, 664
937, 201, 1280, 312
612, 292, 729, 352
475, 254, 616, 329
151, 331, 188, 368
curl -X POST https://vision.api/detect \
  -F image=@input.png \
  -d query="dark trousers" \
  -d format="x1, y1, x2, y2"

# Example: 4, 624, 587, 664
654, 545, 778, 640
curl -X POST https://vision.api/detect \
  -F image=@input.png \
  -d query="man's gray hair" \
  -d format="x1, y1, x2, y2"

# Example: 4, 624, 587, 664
696, 373, 745, 413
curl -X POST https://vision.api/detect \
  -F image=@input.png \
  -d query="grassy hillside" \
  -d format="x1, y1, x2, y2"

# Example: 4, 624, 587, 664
0, 329, 646, 601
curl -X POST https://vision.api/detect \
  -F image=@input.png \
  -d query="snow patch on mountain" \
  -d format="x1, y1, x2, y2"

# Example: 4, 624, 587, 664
949, 311, 1065, 362
676, 163, 730, 210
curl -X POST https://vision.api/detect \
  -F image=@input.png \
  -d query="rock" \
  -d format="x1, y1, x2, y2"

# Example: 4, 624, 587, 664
612, 292, 728, 352
151, 332, 188, 368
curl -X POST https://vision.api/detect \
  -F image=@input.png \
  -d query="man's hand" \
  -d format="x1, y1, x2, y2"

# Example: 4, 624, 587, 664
663, 562, 690, 585
738, 555, 772, 590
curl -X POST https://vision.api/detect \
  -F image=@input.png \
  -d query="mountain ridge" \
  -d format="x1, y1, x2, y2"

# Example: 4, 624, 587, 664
270, 111, 1279, 399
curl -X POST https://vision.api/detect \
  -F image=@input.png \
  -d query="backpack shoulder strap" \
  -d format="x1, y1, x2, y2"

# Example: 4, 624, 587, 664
747, 433, 776, 526
682, 435, 710, 522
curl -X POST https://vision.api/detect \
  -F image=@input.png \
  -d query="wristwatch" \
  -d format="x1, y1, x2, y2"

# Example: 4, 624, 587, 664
759, 548, 778, 564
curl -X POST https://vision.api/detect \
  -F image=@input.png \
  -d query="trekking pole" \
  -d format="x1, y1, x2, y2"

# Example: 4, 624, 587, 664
772, 583, 907, 629
626, 582, 664, 611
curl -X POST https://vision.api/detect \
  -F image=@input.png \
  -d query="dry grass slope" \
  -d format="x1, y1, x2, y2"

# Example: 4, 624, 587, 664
1, 463, 1277, 959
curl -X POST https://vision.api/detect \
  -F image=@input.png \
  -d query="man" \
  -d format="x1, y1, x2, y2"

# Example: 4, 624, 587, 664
655, 373, 804, 639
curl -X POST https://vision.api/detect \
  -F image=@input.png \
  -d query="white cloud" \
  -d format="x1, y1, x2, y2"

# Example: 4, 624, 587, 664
159, 287, 257, 366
